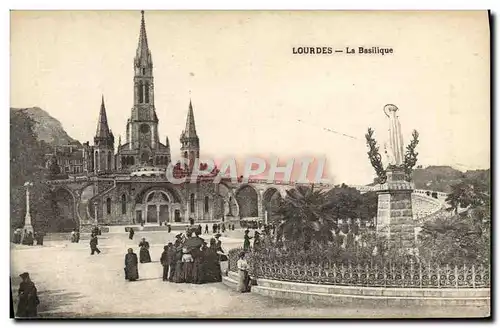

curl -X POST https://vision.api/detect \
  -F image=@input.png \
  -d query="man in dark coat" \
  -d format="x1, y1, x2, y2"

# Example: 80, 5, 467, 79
128, 228, 135, 240
124, 248, 139, 281
160, 245, 170, 281
16, 272, 39, 318
212, 223, 217, 234
167, 242, 177, 282
167, 224, 172, 233
204, 224, 209, 234
90, 234, 101, 255
138, 238, 151, 263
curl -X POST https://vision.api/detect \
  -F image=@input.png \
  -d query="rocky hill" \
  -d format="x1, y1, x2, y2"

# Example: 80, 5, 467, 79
10, 107, 80, 147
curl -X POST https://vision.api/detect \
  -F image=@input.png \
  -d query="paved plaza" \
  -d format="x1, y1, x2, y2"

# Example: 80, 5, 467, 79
10, 229, 488, 318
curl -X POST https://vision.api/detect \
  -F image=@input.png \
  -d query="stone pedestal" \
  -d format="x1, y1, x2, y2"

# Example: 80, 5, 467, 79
376, 168, 416, 251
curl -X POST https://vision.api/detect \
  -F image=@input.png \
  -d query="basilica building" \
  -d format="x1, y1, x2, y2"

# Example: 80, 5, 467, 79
58, 11, 238, 227
43, 11, 286, 231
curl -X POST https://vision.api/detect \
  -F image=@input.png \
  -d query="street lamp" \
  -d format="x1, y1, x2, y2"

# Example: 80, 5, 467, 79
22, 182, 34, 242
93, 201, 98, 226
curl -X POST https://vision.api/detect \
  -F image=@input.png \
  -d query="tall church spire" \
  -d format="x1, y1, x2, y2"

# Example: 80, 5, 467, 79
183, 99, 198, 138
96, 95, 111, 139
135, 10, 152, 67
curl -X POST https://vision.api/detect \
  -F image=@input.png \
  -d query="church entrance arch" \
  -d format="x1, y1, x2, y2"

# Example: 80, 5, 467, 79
144, 190, 171, 225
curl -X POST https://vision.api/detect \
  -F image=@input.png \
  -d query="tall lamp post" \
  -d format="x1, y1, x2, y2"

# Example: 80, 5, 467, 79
22, 182, 34, 242
93, 201, 98, 226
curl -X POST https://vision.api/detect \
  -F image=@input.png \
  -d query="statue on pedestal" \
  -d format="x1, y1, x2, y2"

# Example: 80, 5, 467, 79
383, 104, 404, 168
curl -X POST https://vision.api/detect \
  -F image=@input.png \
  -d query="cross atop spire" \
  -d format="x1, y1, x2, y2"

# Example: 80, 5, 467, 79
95, 95, 113, 141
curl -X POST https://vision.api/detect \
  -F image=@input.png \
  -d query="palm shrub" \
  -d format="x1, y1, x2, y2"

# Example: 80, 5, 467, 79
275, 186, 336, 251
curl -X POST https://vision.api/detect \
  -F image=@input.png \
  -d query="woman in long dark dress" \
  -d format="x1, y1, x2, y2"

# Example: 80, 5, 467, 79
181, 248, 194, 283
124, 248, 139, 281
204, 239, 222, 283
16, 272, 39, 317
173, 245, 184, 283
138, 238, 151, 263
191, 244, 206, 284
243, 230, 252, 251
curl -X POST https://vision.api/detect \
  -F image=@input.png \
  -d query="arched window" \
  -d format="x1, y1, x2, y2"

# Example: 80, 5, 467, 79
106, 198, 112, 215
204, 196, 209, 213
190, 193, 195, 213
144, 82, 149, 103
107, 152, 112, 170
138, 81, 144, 103
121, 194, 127, 214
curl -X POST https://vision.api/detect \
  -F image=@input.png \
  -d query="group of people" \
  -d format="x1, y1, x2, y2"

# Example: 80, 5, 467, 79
208, 222, 235, 234
124, 230, 225, 285
70, 229, 81, 243
12, 228, 44, 246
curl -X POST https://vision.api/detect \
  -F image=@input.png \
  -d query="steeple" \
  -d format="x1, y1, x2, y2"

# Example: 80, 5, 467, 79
183, 99, 198, 139
135, 10, 152, 67
96, 95, 111, 139
165, 136, 170, 148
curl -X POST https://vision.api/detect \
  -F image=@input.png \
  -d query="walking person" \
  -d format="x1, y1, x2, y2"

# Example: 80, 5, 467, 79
90, 233, 101, 255
71, 229, 77, 243
204, 224, 209, 234
124, 248, 139, 281
128, 228, 135, 240
138, 238, 151, 263
16, 272, 40, 318
243, 229, 252, 252
237, 252, 251, 293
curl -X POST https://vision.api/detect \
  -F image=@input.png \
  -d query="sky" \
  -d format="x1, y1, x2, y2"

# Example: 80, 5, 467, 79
10, 10, 490, 185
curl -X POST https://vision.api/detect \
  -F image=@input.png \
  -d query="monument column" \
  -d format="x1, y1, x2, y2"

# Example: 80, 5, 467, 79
376, 104, 416, 252
21, 182, 34, 243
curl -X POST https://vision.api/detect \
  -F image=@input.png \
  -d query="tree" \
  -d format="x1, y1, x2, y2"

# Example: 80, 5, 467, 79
365, 128, 387, 184
275, 186, 336, 250
419, 175, 490, 266
403, 130, 419, 181
357, 191, 378, 222
325, 185, 362, 224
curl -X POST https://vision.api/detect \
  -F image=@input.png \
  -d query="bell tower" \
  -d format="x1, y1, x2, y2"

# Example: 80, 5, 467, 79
128, 10, 159, 163
180, 99, 200, 171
